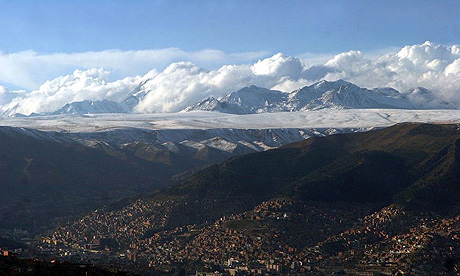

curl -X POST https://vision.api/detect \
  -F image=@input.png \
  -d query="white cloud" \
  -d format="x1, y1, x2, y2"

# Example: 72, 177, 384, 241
297, 52, 338, 66
4, 69, 141, 115
0, 48, 268, 90
252, 53, 304, 79
313, 41, 460, 106
0, 86, 10, 106
135, 54, 309, 113
270, 78, 312, 92
396, 41, 459, 67
2, 41, 460, 115
445, 59, 460, 76
0, 86, 26, 107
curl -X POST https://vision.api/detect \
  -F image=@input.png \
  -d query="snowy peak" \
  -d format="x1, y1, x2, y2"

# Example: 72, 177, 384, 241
220, 85, 288, 112
182, 97, 223, 112
313, 79, 352, 90
291, 80, 414, 110
183, 86, 288, 114
291, 79, 355, 98
51, 100, 128, 115
120, 78, 152, 111
221, 85, 285, 104
184, 80, 418, 114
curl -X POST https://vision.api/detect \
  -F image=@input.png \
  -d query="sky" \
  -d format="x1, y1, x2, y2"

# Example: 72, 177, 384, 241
0, 1, 460, 114
1, 0, 459, 55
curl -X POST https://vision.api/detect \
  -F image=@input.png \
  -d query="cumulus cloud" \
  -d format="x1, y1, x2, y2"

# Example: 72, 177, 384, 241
0, 86, 11, 106
445, 59, 460, 76
135, 54, 308, 113
0, 48, 268, 90
320, 41, 460, 105
3, 69, 141, 115
0, 86, 26, 107
2, 41, 460, 114
252, 53, 304, 79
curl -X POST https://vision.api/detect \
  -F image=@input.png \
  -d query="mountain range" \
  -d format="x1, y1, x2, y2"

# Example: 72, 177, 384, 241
184, 80, 453, 114
9, 80, 452, 116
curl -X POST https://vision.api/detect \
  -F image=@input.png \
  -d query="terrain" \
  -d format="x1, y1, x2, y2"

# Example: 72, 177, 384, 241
0, 125, 329, 232
2, 108, 460, 233
36, 123, 459, 275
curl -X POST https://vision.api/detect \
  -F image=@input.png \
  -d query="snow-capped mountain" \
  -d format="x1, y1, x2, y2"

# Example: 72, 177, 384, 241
50, 99, 128, 115
183, 80, 423, 114
183, 85, 289, 114
6, 79, 452, 117
119, 78, 152, 112
288, 80, 414, 110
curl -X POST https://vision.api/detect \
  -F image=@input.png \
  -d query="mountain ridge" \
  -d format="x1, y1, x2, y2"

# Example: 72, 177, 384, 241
50, 99, 128, 115
183, 80, 449, 114
4, 80, 451, 117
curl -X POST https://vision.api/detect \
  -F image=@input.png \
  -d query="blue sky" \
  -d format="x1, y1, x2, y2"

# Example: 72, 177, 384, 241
0, 0, 459, 92
1, 0, 459, 55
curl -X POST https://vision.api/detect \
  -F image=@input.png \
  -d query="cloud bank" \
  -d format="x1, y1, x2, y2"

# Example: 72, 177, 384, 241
2, 41, 460, 115
0, 48, 268, 90
4, 69, 142, 115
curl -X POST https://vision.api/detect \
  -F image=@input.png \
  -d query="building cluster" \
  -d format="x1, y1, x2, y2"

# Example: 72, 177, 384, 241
298, 206, 459, 275
9, 198, 458, 275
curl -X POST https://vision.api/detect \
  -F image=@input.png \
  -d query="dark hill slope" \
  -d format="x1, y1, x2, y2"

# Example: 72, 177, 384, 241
49, 123, 460, 274
155, 123, 460, 227
0, 127, 175, 231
